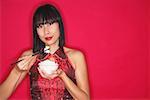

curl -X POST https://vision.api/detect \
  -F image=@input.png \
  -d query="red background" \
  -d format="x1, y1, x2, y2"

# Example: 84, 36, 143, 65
0, 0, 150, 99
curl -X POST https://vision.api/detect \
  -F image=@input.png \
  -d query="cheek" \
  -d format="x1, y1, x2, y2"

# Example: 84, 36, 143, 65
37, 29, 44, 37
54, 32, 60, 39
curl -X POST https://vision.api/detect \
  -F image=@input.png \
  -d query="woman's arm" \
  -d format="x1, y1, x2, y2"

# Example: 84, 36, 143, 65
0, 50, 36, 99
59, 51, 90, 100
0, 66, 27, 99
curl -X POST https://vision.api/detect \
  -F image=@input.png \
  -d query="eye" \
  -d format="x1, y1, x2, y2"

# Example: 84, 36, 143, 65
37, 24, 43, 29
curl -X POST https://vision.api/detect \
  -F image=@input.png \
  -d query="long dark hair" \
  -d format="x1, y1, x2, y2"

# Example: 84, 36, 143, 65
32, 4, 65, 53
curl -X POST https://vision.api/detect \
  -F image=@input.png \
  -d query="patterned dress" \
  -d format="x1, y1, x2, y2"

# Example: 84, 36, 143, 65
29, 48, 76, 100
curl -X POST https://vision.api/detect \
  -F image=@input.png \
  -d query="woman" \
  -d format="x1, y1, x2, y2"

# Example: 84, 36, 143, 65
0, 4, 90, 100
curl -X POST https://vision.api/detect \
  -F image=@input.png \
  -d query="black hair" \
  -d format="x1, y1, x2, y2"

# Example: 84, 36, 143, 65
33, 4, 65, 53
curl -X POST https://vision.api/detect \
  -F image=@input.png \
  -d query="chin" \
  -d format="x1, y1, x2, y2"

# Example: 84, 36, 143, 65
42, 40, 53, 45
42, 38, 59, 46
46, 41, 57, 46
45, 42, 53, 46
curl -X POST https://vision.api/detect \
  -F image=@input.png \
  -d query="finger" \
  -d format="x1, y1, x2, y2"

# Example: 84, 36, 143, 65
28, 56, 37, 66
38, 67, 47, 78
56, 69, 63, 75
21, 53, 33, 57
22, 55, 36, 66
53, 71, 58, 74
17, 60, 27, 70
21, 57, 33, 70
18, 55, 32, 60
17, 56, 35, 70
17, 56, 32, 66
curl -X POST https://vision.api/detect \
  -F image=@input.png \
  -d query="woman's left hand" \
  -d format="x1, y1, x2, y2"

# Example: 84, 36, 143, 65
37, 68, 65, 80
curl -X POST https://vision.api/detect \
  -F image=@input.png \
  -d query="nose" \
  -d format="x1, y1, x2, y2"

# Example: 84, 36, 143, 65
44, 24, 49, 35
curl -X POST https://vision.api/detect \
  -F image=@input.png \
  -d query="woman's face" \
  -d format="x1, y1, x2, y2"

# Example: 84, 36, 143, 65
36, 22, 60, 46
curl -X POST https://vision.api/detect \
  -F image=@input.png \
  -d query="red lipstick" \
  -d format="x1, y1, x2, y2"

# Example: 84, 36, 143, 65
45, 37, 53, 41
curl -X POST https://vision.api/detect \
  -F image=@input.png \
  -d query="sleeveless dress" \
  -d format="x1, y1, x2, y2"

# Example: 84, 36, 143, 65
29, 48, 76, 100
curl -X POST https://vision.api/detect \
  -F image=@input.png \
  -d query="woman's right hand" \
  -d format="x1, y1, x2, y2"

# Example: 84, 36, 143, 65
16, 50, 37, 71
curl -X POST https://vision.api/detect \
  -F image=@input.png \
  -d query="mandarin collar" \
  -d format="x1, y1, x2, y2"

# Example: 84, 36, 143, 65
37, 47, 66, 61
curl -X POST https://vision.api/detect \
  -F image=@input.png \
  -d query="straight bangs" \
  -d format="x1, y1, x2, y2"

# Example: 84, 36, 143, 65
33, 6, 60, 28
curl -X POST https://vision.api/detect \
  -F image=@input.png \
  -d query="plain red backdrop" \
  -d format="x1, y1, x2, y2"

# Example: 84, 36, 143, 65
0, 0, 150, 99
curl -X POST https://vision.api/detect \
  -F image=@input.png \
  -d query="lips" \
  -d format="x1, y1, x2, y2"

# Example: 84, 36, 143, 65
45, 37, 53, 41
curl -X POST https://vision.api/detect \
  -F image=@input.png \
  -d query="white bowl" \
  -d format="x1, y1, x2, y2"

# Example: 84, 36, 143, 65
38, 60, 58, 74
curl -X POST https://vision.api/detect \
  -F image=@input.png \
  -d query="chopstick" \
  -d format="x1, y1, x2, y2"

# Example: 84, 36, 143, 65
11, 48, 49, 65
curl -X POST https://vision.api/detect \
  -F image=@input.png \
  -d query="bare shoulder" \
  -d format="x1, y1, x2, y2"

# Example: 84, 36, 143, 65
21, 49, 33, 56
64, 47, 85, 64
